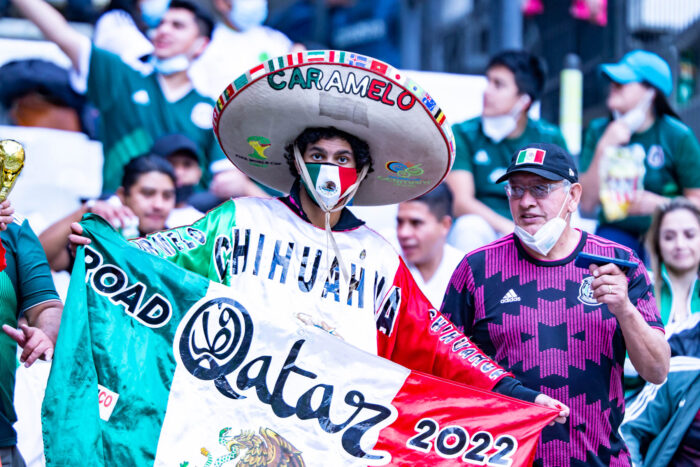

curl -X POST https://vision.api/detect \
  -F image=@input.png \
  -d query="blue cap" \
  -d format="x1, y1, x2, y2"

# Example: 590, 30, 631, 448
600, 50, 672, 96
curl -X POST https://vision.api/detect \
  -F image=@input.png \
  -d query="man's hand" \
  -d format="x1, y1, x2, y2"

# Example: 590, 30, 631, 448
0, 200, 15, 230
626, 190, 667, 216
88, 200, 138, 231
600, 119, 633, 148
210, 169, 268, 199
589, 263, 632, 317
2, 323, 54, 366
68, 221, 91, 258
534, 393, 570, 425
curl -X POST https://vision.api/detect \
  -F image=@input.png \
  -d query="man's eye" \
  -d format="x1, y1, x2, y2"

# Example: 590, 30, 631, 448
338, 156, 348, 163
532, 185, 549, 197
510, 186, 524, 196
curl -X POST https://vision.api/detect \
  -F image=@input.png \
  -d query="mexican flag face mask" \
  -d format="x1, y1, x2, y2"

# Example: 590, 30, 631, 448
301, 162, 359, 209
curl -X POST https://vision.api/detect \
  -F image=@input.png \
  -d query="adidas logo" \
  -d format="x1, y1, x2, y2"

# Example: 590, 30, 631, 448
500, 289, 521, 304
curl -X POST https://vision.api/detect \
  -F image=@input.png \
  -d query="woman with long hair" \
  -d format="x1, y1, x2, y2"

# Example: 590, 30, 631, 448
646, 197, 700, 335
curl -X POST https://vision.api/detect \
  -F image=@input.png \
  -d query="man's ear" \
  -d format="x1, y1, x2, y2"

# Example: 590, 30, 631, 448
440, 215, 452, 234
293, 150, 302, 175
518, 94, 532, 112
116, 187, 127, 204
568, 183, 583, 213
191, 37, 210, 59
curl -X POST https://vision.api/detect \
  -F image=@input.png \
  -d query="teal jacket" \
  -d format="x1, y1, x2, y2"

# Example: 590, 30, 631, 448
621, 322, 700, 466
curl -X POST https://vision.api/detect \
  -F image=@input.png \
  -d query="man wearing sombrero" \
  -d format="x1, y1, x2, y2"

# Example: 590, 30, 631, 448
71, 51, 568, 417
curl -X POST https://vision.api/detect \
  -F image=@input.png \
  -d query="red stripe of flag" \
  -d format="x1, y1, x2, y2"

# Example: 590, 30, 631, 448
370, 60, 388, 75
338, 167, 357, 193
533, 149, 546, 163
249, 63, 265, 76
0, 238, 6, 272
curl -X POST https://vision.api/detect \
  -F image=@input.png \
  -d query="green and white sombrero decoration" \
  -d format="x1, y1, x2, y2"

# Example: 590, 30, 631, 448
213, 50, 455, 206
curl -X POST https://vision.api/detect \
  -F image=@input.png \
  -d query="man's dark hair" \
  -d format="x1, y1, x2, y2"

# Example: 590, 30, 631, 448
283, 127, 373, 177
487, 50, 546, 102
169, 0, 215, 39
411, 183, 453, 220
122, 154, 177, 193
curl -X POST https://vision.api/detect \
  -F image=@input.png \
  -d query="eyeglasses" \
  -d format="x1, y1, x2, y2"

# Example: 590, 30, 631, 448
505, 182, 565, 199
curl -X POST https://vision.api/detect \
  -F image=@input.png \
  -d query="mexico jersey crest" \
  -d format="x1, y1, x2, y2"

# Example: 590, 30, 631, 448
578, 276, 601, 306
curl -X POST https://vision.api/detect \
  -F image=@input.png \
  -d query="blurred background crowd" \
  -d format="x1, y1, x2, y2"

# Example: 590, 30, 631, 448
1, 0, 700, 466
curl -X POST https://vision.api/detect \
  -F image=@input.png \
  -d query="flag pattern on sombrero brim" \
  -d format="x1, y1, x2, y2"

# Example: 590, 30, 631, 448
214, 50, 454, 145
213, 50, 455, 206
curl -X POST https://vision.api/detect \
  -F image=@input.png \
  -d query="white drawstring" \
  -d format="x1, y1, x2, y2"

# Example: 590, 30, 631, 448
294, 145, 369, 283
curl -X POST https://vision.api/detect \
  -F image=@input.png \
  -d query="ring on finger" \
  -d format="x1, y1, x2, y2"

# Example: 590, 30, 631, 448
607, 285, 613, 295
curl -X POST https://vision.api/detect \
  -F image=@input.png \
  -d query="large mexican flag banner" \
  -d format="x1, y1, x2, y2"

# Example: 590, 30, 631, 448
42, 215, 556, 466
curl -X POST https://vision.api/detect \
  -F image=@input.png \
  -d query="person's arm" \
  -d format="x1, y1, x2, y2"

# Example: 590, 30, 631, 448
10, 0, 87, 70
2, 218, 63, 366
210, 168, 269, 199
676, 130, 700, 208
446, 170, 514, 234
39, 206, 87, 271
40, 200, 137, 271
589, 262, 670, 384
579, 119, 632, 214
70, 201, 235, 281
3, 300, 63, 366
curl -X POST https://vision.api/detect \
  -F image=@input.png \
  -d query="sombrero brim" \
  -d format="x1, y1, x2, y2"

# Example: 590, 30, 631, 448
213, 50, 455, 206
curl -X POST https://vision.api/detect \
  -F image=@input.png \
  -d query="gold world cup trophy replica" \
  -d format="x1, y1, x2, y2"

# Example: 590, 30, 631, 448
0, 140, 25, 202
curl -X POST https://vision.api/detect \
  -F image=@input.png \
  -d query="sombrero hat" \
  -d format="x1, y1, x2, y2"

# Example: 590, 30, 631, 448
213, 50, 455, 206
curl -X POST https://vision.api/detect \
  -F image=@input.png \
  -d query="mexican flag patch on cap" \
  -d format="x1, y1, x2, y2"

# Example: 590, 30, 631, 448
516, 148, 546, 165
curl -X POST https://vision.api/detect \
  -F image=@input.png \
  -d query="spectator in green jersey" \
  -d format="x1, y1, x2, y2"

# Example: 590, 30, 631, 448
446, 50, 567, 253
579, 50, 700, 263
11, 0, 265, 200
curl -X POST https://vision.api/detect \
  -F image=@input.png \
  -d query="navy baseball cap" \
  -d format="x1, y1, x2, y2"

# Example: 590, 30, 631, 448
151, 134, 200, 162
496, 142, 578, 184
600, 50, 672, 96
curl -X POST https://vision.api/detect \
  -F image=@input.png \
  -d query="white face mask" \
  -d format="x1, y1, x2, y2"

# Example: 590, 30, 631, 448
481, 95, 531, 143
141, 0, 171, 28
612, 89, 655, 133
228, 0, 268, 32
149, 54, 189, 75
514, 186, 570, 256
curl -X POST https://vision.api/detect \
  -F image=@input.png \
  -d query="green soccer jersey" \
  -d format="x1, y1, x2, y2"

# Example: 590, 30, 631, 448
580, 115, 700, 235
85, 46, 227, 193
451, 117, 568, 219
0, 219, 60, 447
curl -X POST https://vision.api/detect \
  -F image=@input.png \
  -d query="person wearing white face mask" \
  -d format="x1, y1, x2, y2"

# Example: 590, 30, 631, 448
442, 142, 670, 466
446, 50, 568, 254
188, 0, 299, 101
579, 50, 700, 263
11, 0, 264, 202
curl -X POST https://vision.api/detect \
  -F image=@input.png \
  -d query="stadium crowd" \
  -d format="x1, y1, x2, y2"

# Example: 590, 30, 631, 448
0, 0, 698, 466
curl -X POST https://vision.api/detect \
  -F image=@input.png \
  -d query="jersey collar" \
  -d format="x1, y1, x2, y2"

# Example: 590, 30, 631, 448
513, 230, 587, 267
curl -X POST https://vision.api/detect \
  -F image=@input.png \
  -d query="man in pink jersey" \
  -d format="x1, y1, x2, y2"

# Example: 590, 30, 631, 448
441, 142, 670, 466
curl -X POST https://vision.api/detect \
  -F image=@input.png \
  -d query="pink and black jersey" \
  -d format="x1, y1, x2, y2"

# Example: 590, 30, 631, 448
441, 231, 663, 467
